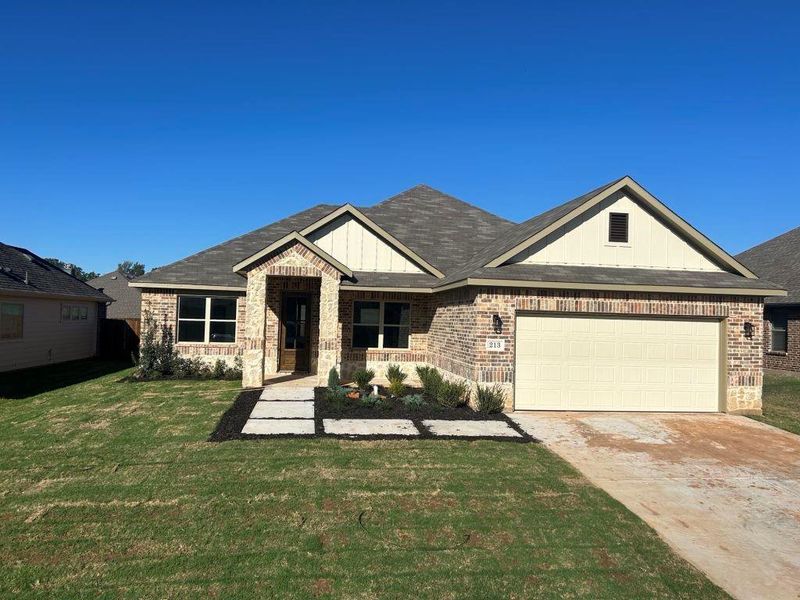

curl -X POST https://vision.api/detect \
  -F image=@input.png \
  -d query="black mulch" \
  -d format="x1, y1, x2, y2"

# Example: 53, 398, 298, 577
209, 387, 538, 443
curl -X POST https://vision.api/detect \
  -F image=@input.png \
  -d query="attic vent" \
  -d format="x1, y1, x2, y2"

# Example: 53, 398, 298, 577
608, 212, 629, 243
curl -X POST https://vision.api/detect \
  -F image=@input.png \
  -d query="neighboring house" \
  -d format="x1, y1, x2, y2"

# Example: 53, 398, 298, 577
131, 177, 784, 414
88, 270, 143, 358
737, 226, 800, 372
88, 270, 141, 320
0, 243, 112, 372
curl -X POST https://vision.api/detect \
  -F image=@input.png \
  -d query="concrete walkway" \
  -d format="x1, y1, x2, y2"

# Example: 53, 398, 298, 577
511, 412, 800, 600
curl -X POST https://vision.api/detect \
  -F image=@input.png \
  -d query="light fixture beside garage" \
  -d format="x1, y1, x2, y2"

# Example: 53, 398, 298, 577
743, 322, 754, 339
492, 314, 503, 333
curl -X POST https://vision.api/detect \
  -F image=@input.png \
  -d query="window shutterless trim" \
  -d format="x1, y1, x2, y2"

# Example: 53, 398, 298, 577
351, 300, 410, 349
177, 295, 237, 344
0, 302, 24, 340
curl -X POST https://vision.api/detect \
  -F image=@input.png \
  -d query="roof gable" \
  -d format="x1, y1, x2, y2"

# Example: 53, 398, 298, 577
507, 191, 725, 272
482, 176, 757, 278
299, 203, 445, 278
232, 232, 354, 277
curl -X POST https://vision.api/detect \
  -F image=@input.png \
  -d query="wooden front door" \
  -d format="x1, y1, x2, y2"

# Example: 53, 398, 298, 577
279, 293, 311, 372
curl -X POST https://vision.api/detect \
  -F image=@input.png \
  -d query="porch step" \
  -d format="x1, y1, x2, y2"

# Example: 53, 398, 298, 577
259, 386, 315, 401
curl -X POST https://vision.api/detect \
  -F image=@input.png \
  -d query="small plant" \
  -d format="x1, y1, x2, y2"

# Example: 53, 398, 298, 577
211, 359, 227, 380
360, 393, 384, 409
436, 379, 469, 408
327, 367, 341, 390
386, 364, 408, 398
401, 394, 425, 410
416, 365, 443, 400
476, 384, 506, 414
325, 385, 350, 409
352, 368, 375, 391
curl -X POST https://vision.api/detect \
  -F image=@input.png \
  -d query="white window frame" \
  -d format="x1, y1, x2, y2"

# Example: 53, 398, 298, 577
177, 296, 237, 344
352, 300, 411, 349
60, 303, 89, 322
0, 302, 24, 341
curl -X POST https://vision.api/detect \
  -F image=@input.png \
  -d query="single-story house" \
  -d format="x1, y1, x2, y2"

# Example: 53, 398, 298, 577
88, 270, 141, 320
0, 243, 112, 372
88, 270, 143, 357
737, 226, 800, 372
130, 176, 785, 413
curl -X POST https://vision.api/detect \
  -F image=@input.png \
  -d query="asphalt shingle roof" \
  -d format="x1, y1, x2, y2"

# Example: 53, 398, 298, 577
736, 226, 800, 304
131, 180, 776, 294
88, 270, 142, 319
0, 243, 111, 302
133, 204, 338, 288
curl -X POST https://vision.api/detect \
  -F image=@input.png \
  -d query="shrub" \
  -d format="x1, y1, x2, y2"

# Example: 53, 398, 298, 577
228, 356, 244, 380
352, 368, 375, 391
211, 359, 227, 380
436, 379, 469, 408
416, 365, 443, 400
327, 367, 341, 390
388, 380, 406, 398
325, 385, 350, 409
360, 393, 384, 409
476, 384, 506, 414
386, 364, 407, 384
401, 394, 425, 409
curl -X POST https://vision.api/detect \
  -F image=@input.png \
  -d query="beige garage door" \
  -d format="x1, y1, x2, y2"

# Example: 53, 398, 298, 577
514, 314, 721, 412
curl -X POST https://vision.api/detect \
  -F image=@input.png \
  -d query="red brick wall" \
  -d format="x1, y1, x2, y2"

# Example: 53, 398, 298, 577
763, 307, 800, 372
427, 287, 765, 412
339, 289, 431, 380
140, 289, 246, 361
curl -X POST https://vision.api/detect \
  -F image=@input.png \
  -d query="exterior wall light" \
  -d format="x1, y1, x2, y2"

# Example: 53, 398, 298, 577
743, 322, 754, 339
492, 314, 503, 333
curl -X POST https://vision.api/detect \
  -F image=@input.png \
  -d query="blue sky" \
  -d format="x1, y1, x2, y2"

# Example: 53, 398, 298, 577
1, 1, 798, 274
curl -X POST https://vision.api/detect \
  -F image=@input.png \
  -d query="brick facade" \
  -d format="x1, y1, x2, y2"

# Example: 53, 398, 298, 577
763, 307, 800, 372
240, 242, 341, 386
427, 287, 764, 414
339, 289, 431, 381
142, 276, 766, 414
139, 288, 246, 365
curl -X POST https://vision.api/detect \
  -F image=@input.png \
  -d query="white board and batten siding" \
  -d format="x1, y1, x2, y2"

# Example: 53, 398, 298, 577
514, 314, 721, 412
508, 194, 724, 272
0, 296, 99, 372
306, 214, 424, 273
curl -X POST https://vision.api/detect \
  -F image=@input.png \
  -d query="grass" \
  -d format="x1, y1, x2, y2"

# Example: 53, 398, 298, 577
750, 370, 800, 435
0, 360, 725, 599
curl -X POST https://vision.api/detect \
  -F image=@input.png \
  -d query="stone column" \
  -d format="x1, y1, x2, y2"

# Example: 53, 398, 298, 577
316, 275, 341, 385
242, 271, 267, 387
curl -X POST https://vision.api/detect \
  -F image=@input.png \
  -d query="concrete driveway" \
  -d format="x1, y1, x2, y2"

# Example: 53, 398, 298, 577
511, 412, 800, 600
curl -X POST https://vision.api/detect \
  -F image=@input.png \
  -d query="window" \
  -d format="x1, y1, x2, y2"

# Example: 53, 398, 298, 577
608, 212, 629, 243
177, 296, 237, 343
0, 302, 23, 340
770, 315, 788, 353
352, 300, 410, 349
61, 304, 88, 322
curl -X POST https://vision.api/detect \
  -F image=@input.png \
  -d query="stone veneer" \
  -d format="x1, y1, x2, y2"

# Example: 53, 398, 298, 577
240, 242, 341, 387
763, 307, 800, 372
142, 278, 766, 414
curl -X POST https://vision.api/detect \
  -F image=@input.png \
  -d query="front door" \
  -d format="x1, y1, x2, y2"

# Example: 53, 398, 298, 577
279, 294, 311, 372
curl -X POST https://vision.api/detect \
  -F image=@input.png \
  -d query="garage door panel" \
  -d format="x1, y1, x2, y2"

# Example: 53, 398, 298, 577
515, 315, 720, 412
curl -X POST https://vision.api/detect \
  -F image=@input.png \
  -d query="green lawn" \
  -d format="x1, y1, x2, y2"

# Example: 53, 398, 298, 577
0, 360, 725, 599
751, 370, 800, 435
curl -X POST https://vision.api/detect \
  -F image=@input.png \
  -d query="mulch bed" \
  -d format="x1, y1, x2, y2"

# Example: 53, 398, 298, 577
209, 387, 538, 443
